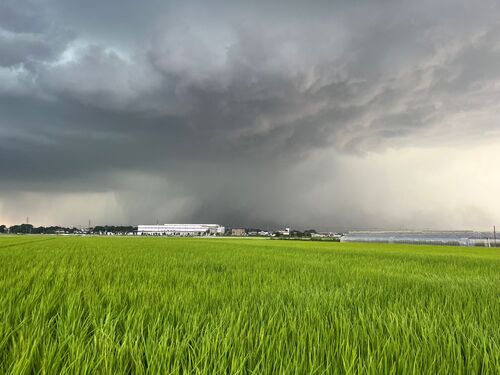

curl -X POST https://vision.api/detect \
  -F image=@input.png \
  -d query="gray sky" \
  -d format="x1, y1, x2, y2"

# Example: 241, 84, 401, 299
1, 0, 499, 230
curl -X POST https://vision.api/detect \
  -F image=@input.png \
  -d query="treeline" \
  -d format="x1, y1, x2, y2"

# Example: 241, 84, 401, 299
2, 224, 80, 234
93, 226, 136, 233
0, 224, 137, 234
274, 229, 318, 237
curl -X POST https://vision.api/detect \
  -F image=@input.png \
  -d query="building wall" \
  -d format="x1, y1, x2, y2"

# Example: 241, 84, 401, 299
231, 228, 246, 236
137, 224, 224, 236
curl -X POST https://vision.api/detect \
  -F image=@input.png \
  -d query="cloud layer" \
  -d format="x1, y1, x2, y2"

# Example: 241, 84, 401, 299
1, 0, 500, 229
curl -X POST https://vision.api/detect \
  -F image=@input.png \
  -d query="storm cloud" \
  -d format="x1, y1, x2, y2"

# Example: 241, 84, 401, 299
1, 0, 500, 229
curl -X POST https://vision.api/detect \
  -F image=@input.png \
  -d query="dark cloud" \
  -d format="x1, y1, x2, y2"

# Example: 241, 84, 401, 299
0, 1, 49, 34
0, 2, 74, 69
1, 0, 500, 228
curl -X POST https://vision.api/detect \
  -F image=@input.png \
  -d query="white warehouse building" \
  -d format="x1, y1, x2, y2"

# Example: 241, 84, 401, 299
137, 224, 225, 236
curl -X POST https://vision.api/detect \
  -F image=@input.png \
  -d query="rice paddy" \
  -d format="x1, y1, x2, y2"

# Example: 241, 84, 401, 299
0, 236, 498, 374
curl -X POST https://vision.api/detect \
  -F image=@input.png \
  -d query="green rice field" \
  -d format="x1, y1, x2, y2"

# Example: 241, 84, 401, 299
0, 236, 499, 374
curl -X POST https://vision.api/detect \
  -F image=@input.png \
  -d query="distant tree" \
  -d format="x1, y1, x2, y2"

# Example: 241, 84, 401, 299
290, 230, 304, 237
42, 226, 66, 234
9, 224, 34, 234
93, 225, 136, 234
33, 226, 72, 234
304, 229, 317, 237
4, 224, 137, 235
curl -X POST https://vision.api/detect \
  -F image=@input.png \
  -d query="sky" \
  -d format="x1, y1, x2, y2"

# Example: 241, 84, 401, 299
1, 0, 499, 230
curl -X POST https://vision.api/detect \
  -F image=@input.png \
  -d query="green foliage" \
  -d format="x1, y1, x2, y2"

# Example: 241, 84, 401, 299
6, 225, 80, 234
0, 237, 498, 374
93, 225, 136, 234
7, 224, 34, 234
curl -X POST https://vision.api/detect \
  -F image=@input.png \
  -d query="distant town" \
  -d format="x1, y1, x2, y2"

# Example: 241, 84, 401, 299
0, 222, 342, 240
0, 222, 498, 247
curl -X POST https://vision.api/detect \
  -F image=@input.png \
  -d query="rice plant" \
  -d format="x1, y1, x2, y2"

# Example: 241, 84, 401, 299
0, 236, 498, 374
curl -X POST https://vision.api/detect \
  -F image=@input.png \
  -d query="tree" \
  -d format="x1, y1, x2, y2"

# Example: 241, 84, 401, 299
0, 225, 6, 233
290, 230, 304, 237
9, 224, 34, 234
304, 229, 317, 237
93, 225, 136, 234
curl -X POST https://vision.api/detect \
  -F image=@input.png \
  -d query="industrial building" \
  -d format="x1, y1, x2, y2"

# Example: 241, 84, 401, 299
137, 224, 225, 236
231, 228, 246, 236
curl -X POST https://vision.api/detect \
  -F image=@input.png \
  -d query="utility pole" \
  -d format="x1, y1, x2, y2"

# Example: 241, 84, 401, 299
494, 226, 497, 247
